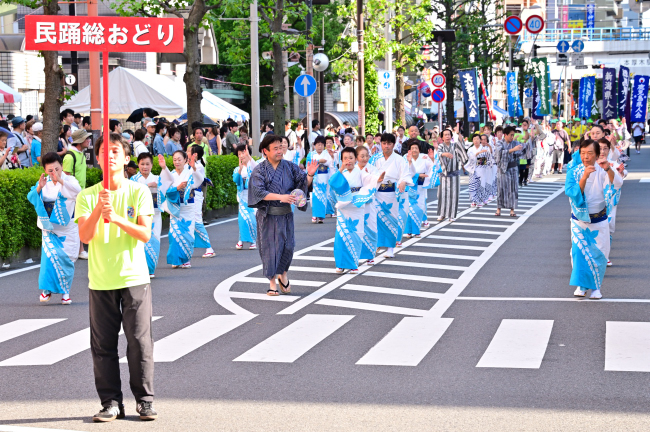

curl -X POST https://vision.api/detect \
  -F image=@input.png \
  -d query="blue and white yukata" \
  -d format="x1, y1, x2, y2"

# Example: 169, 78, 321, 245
565, 162, 622, 291
233, 158, 258, 245
306, 149, 334, 219
159, 165, 203, 266
358, 163, 381, 262
372, 152, 415, 248
329, 167, 380, 270
191, 163, 214, 253
27, 173, 81, 297
606, 149, 625, 240
130, 172, 162, 275
283, 147, 304, 167
465, 145, 491, 207
404, 154, 434, 235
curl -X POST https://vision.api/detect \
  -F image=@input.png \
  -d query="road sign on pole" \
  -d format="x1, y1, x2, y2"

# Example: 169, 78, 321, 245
378, 69, 396, 99
524, 88, 533, 97
557, 53, 569, 66
431, 72, 445, 88
293, 74, 317, 98
504, 16, 523, 35
571, 40, 585, 52
431, 88, 445, 103
557, 40, 570, 53
525, 15, 545, 34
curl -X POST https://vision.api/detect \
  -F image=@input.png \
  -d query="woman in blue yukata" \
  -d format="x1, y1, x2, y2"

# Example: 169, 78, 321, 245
130, 153, 162, 277
159, 150, 204, 269
233, 143, 258, 250
403, 141, 434, 238
329, 147, 384, 273
355, 146, 381, 265
306, 135, 334, 223
188, 145, 216, 258
565, 139, 622, 300
27, 152, 81, 305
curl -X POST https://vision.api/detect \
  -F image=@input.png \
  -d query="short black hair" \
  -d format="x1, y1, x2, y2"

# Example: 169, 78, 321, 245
380, 133, 395, 144
235, 143, 249, 155
173, 150, 187, 160
598, 119, 607, 126
355, 146, 369, 157
503, 126, 516, 135
189, 144, 204, 165
82, 116, 91, 127
579, 139, 600, 157
397, 126, 405, 132
94, 132, 131, 157
442, 129, 453, 138
26, 115, 34, 122
42, 152, 63, 168
408, 140, 421, 151
227, 121, 238, 129
134, 129, 146, 141
312, 119, 319, 128
155, 123, 167, 134
325, 135, 335, 143
494, 125, 503, 133
341, 146, 356, 159
259, 134, 282, 154
137, 152, 153, 163
591, 124, 604, 133
285, 120, 291, 126
375, 133, 382, 138
126, 160, 138, 170
314, 136, 326, 146
366, 133, 374, 138
345, 128, 354, 134
597, 137, 611, 150
60, 109, 74, 121
74, 113, 82, 120
109, 119, 121, 132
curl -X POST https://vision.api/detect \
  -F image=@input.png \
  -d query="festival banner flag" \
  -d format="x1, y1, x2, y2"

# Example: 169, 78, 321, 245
618, 66, 630, 119
458, 69, 479, 122
556, 69, 563, 108
580, 76, 595, 119
602, 67, 617, 120
587, 4, 595, 39
570, 75, 575, 117
477, 70, 496, 121
506, 71, 523, 117
532, 79, 544, 120
531, 58, 550, 115
631, 75, 650, 123
578, 77, 585, 118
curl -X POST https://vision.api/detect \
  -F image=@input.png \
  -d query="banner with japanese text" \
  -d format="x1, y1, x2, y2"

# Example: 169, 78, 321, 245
458, 69, 479, 122
531, 58, 550, 115
579, 76, 595, 119
602, 68, 617, 120
587, 5, 595, 39
617, 66, 630, 119
532, 79, 544, 120
25, 16, 183, 53
506, 72, 522, 117
631, 75, 649, 123
577, 77, 585, 118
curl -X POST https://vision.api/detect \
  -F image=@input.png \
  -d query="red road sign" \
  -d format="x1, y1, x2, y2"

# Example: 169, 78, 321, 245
504, 16, 523, 35
431, 88, 445, 103
525, 15, 545, 34
431, 73, 446, 88
25, 16, 183, 53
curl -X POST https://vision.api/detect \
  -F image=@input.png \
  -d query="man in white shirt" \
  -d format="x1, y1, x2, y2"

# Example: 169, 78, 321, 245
632, 121, 645, 154
285, 121, 297, 147
395, 126, 406, 154
308, 119, 321, 153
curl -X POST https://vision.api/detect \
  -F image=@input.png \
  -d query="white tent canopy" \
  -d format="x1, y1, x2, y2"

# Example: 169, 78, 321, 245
62, 67, 249, 121
0, 80, 22, 104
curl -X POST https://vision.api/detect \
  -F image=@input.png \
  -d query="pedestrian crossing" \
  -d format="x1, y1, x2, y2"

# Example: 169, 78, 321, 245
3, 315, 650, 371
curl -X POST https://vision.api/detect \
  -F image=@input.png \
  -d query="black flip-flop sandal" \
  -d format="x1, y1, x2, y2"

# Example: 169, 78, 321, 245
278, 279, 291, 294
266, 289, 279, 296
494, 211, 501, 217
510, 212, 517, 217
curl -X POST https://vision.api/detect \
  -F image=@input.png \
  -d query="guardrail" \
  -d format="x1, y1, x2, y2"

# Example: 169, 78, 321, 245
521, 27, 650, 42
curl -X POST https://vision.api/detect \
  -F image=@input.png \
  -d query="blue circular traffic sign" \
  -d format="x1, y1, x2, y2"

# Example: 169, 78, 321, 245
557, 40, 570, 53
294, 74, 317, 97
524, 88, 533, 97
431, 89, 445, 103
571, 40, 584, 53
504, 16, 523, 35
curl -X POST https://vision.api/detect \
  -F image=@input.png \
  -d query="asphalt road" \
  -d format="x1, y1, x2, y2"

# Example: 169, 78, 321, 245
1, 146, 649, 432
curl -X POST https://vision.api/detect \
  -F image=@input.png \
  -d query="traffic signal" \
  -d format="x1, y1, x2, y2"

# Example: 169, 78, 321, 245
532, 44, 540, 57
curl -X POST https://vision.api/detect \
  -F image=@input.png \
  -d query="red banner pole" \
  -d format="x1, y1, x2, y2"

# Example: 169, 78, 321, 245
102, 51, 109, 221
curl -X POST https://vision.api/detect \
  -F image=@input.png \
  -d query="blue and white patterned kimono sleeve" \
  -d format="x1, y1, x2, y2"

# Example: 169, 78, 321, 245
233, 160, 258, 244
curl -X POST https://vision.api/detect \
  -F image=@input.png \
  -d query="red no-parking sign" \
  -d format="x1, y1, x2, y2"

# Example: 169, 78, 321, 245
504, 16, 523, 35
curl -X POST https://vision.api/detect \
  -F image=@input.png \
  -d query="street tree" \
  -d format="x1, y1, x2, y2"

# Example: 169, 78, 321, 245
112, 0, 224, 129
4, 0, 64, 153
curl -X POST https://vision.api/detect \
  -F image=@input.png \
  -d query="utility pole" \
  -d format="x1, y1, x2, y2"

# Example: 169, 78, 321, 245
438, 35, 443, 132
319, 18, 326, 129
250, 0, 261, 147
68, 2, 78, 92
357, 0, 365, 135
384, 7, 392, 133
306, 0, 314, 130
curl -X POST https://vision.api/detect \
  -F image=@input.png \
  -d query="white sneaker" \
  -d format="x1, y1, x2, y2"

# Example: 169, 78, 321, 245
573, 287, 586, 297
78, 251, 88, 260
590, 289, 602, 300
607, 260, 612, 267
61, 294, 71, 305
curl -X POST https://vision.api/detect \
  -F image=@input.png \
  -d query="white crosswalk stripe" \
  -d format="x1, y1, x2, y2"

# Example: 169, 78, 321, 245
0, 319, 66, 344
605, 321, 650, 372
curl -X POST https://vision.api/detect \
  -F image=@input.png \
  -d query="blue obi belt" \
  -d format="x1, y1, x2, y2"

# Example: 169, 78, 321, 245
571, 207, 607, 224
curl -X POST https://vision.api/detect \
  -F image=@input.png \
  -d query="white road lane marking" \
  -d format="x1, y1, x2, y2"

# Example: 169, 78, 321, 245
605, 321, 650, 372
233, 314, 354, 363
379, 260, 468, 271
476, 319, 554, 369
412, 243, 487, 251
1, 317, 162, 366
398, 251, 478, 260
291, 256, 336, 262
363, 271, 456, 284
341, 283, 442, 299
0, 319, 66, 344
356, 317, 453, 366
238, 277, 325, 287
441, 228, 503, 235
424, 235, 494, 243
316, 299, 429, 316
229, 292, 300, 302
141, 315, 254, 363
450, 222, 510, 229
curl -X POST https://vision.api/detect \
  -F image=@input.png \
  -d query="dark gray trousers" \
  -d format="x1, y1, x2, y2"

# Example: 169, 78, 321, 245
89, 284, 154, 407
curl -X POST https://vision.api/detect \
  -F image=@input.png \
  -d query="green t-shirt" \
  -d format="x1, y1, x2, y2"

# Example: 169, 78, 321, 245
74, 181, 154, 290
62, 148, 87, 188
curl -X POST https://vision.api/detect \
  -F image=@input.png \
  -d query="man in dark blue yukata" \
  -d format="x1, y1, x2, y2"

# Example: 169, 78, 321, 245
248, 135, 319, 296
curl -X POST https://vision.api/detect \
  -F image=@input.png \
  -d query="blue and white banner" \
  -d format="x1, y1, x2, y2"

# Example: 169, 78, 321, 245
618, 66, 630, 119
602, 68, 617, 120
458, 69, 479, 122
579, 76, 595, 119
587, 4, 595, 39
532, 79, 544, 120
631, 75, 649, 123
556, 69, 563, 108
506, 71, 523, 117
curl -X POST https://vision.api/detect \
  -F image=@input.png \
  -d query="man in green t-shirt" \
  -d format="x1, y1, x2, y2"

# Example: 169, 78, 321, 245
75, 132, 157, 423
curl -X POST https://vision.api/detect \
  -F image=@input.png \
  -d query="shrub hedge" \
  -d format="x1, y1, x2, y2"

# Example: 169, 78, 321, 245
0, 155, 240, 260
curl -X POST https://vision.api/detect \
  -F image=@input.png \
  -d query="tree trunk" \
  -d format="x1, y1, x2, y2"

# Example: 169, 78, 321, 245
184, 3, 206, 130
271, 2, 285, 136
394, 27, 405, 127
41, 0, 64, 155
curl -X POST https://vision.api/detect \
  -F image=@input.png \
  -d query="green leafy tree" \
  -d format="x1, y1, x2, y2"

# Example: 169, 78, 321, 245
112, 0, 224, 128
3, 0, 64, 153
